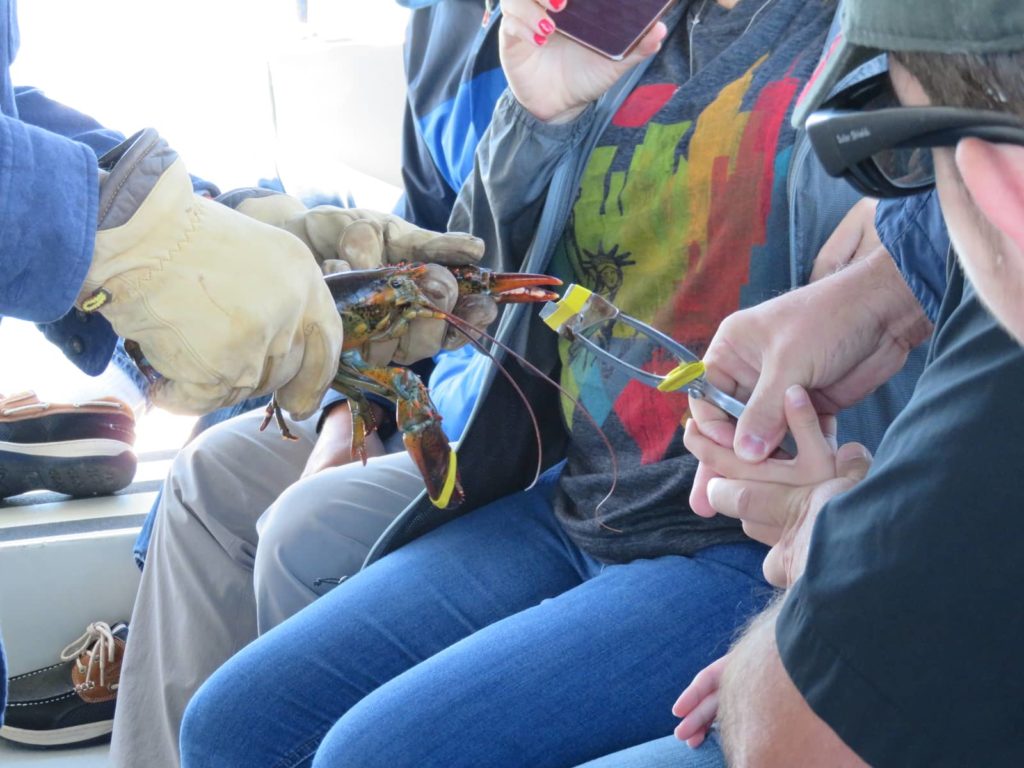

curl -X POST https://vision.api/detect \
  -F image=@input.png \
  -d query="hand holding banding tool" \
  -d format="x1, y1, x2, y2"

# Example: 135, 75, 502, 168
540, 285, 797, 457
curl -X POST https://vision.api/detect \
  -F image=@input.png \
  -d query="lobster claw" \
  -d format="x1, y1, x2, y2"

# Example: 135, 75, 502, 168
488, 272, 563, 304
403, 419, 465, 509
450, 267, 563, 304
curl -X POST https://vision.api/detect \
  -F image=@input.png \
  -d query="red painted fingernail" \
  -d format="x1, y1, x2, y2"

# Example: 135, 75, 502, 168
539, 19, 554, 35
533, 32, 548, 46
551, 0, 565, 9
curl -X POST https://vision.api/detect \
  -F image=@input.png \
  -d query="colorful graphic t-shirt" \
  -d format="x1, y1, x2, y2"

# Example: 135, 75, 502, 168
550, 0, 836, 562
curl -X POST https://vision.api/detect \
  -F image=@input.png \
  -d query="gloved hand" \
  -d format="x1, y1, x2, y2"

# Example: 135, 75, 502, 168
234, 194, 490, 365
80, 129, 343, 420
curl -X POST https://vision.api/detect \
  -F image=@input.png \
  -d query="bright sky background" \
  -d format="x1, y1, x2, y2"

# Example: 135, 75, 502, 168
2, 1, 410, 443
11, 0, 409, 188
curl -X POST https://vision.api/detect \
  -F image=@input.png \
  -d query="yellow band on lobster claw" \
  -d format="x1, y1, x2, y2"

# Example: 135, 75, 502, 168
541, 284, 594, 334
430, 448, 459, 508
657, 361, 706, 393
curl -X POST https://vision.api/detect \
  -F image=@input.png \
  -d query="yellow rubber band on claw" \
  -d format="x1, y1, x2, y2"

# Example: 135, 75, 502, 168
658, 361, 706, 393
429, 448, 459, 508
542, 284, 594, 333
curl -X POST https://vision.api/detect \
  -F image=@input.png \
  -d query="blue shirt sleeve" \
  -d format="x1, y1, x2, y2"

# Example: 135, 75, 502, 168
875, 191, 949, 324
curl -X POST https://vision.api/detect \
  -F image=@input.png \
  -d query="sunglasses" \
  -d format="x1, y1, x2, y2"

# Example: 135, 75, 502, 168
805, 72, 1024, 198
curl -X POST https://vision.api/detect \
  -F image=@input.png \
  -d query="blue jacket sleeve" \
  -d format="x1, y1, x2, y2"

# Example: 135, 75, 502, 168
875, 191, 949, 324
0, 113, 98, 323
13, 85, 123, 156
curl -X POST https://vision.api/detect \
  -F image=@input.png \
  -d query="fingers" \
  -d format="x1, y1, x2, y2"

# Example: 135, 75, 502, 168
623, 20, 668, 62
416, 264, 461, 313
688, 461, 721, 518
780, 386, 836, 477
684, 419, 793, 486
672, 655, 728, 746
444, 294, 499, 349
689, 397, 736, 451
705, 476, 800, 537
298, 207, 486, 268
809, 198, 881, 282
733, 364, 792, 462
742, 519, 785, 549
275, 271, 345, 420
761, 545, 790, 589
673, 691, 719, 747
835, 441, 873, 482
384, 223, 485, 266
391, 266, 459, 365
336, 220, 386, 269
672, 656, 727, 718
500, 0, 557, 47
275, 313, 344, 421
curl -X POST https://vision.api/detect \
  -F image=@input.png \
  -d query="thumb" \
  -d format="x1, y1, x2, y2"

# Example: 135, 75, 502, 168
622, 21, 667, 65
835, 442, 873, 483
734, 366, 790, 462
274, 322, 337, 421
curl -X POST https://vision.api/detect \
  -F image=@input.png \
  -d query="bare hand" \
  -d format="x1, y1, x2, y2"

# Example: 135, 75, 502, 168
301, 402, 387, 478
499, 0, 666, 123
687, 244, 929, 491
673, 655, 729, 748
809, 198, 882, 280
685, 386, 872, 587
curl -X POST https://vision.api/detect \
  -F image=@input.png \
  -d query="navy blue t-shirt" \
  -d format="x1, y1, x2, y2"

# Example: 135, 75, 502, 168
777, 262, 1024, 767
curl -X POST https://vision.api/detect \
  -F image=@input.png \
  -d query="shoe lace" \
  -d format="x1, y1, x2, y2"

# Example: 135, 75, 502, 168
60, 621, 119, 690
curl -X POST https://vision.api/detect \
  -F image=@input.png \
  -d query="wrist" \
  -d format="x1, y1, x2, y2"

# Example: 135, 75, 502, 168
504, 89, 595, 133
862, 249, 934, 351
543, 102, 590, 125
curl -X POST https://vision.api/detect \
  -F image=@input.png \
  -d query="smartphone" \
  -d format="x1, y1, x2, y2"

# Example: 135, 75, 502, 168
554, 0, 676, 61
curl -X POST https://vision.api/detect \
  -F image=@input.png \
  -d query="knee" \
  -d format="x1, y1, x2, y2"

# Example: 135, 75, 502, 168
311, 701, 404, 768
179, 678, 233, 767
255, 474, 379, 592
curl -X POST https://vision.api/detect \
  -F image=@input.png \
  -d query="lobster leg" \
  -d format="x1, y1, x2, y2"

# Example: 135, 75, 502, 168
333, 352, 464, 509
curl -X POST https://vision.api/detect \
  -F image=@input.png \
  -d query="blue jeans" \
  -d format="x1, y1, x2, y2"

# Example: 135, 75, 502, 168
181, 470, 770, 767
578, 732, 725, 767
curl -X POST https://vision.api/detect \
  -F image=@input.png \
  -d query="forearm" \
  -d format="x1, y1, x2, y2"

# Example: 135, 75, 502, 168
719, 599, 868, 767
449, 90, 595, 271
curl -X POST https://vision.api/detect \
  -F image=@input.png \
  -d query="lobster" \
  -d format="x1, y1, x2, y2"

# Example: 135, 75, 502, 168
261, 264, 564, 509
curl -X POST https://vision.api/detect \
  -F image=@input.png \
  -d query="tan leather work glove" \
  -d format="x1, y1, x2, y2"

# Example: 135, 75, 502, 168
81, 130, 343, 420
235, 194, 490, 365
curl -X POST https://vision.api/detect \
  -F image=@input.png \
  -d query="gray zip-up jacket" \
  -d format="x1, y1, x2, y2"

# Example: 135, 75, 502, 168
366, 2, 926, 565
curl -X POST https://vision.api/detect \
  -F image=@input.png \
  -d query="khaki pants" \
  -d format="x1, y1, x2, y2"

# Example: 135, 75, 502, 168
110, 408, 424, 768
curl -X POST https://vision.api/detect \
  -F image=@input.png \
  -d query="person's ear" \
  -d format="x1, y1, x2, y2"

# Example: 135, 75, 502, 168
955, 137, 1024, 249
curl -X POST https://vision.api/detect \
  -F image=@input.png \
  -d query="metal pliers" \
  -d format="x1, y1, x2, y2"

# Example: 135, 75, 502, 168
540, 284, 797, 456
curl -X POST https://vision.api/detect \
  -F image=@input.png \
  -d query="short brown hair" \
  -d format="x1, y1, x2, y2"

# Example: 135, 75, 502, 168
892, 50, 1024, 119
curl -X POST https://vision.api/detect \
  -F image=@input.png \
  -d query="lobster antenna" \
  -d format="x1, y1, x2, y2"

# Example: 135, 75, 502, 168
441, 310, 619, 515
440, 314, 543, 491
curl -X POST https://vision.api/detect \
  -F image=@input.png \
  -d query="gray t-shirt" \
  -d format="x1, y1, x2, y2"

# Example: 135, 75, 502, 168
549, 0, 836, 562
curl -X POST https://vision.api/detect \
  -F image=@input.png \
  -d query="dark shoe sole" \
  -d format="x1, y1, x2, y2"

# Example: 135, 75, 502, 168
0, 443, 136, 498
0, 721, 113, 747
